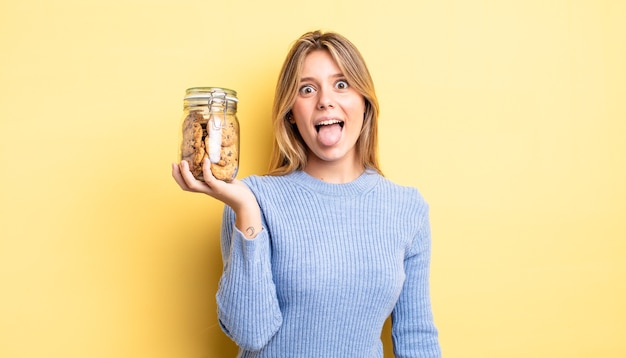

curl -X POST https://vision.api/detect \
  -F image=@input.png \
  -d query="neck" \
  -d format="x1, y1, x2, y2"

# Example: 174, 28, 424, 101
304, 156, 364, 184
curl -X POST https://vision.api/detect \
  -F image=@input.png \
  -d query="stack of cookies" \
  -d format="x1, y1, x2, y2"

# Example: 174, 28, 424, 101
181, 111, 239, 182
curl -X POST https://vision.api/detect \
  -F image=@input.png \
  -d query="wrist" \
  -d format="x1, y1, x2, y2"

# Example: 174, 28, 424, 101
242, 225, 263, 239
233, 201, 263, 239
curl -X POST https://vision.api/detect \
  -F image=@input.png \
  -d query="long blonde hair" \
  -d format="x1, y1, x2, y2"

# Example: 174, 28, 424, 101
267, 30, 382, 176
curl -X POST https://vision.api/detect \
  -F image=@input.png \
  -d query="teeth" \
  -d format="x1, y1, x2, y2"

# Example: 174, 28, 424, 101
317, 119, 342, 126
315, 119, 343, 132
315, 119, 344, 132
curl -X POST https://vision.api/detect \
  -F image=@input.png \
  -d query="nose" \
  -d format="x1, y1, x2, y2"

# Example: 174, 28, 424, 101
317, 88, 335, 110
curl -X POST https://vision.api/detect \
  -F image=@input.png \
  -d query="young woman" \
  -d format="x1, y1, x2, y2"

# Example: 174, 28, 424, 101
172, 30, 441, 357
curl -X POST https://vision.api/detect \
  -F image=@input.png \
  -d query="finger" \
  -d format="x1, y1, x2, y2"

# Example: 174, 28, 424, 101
201, 158, 235, 198
171, 162, 191, 191
202, 158, 218, 185
178, 160, 212, 194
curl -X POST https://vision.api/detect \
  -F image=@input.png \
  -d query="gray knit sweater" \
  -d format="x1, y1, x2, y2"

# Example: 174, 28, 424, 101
216, 170, 441, 357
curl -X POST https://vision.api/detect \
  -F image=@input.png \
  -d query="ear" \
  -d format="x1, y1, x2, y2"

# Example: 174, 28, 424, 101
287, 111, 296, 124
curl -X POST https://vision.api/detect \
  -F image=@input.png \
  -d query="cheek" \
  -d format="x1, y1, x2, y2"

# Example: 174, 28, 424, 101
347, 97, 366, 118
345, 92, 365, 111
291, 102, 308, 122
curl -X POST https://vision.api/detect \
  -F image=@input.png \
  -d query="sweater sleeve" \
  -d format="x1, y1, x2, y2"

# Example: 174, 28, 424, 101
215, 205, 283, 351
391, 209, 442, 357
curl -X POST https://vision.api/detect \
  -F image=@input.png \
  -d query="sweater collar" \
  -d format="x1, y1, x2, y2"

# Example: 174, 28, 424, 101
286, 169, 381, 197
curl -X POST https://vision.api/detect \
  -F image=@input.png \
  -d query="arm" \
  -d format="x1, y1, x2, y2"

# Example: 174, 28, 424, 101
216, 204, 282, 351
173, 159, 282, 349
391, 211, 442, 358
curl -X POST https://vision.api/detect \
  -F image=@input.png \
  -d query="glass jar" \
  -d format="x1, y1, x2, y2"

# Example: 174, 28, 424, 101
180, 87, 239, 182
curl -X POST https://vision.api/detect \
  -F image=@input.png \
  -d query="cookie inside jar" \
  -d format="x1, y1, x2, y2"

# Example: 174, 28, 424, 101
180, 87, 239, 182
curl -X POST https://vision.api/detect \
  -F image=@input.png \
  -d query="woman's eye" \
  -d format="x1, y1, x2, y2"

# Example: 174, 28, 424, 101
335, 80, 349, 90
299, 85, 315, 96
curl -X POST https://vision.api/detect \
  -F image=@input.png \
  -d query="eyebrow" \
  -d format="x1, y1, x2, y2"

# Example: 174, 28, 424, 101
299, 73, 345, 82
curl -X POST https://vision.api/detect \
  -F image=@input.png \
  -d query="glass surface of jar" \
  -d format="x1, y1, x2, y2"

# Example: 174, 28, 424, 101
180, 87, 239, 182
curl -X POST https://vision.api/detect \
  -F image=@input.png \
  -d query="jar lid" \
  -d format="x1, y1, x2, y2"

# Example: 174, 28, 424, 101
185, 87, 238, 102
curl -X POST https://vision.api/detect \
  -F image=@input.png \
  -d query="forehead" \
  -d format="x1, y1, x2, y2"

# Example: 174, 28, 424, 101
300, 50, 342, 77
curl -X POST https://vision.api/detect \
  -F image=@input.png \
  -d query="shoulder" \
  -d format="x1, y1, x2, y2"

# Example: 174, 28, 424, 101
371, 177, 432, 254
379, 177, 430, 236
241, 174, 293, 192
240, 174, 300, 206
376, 176, 429, 211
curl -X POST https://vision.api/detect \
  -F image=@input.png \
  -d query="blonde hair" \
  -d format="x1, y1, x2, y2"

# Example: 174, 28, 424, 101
267, 30, 382, 176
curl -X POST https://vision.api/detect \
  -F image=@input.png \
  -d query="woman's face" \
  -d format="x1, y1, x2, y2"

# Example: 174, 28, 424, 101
291, 49, 365, 169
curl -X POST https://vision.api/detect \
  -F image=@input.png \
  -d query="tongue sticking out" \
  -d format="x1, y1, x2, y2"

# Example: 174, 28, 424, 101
317, 123, 342, 146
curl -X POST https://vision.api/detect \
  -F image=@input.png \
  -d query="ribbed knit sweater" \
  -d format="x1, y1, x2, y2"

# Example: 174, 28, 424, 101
216, 170, 441, 357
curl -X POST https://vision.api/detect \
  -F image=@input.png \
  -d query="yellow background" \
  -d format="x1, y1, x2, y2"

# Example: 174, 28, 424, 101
1, 0, 624, 357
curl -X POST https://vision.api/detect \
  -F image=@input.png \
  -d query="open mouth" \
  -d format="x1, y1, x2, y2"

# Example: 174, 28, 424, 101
315, 119, 344, 132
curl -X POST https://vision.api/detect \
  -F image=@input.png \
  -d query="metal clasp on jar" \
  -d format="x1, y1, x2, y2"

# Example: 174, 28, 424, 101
205, 90, 237, 129
205, 90, 237, 164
